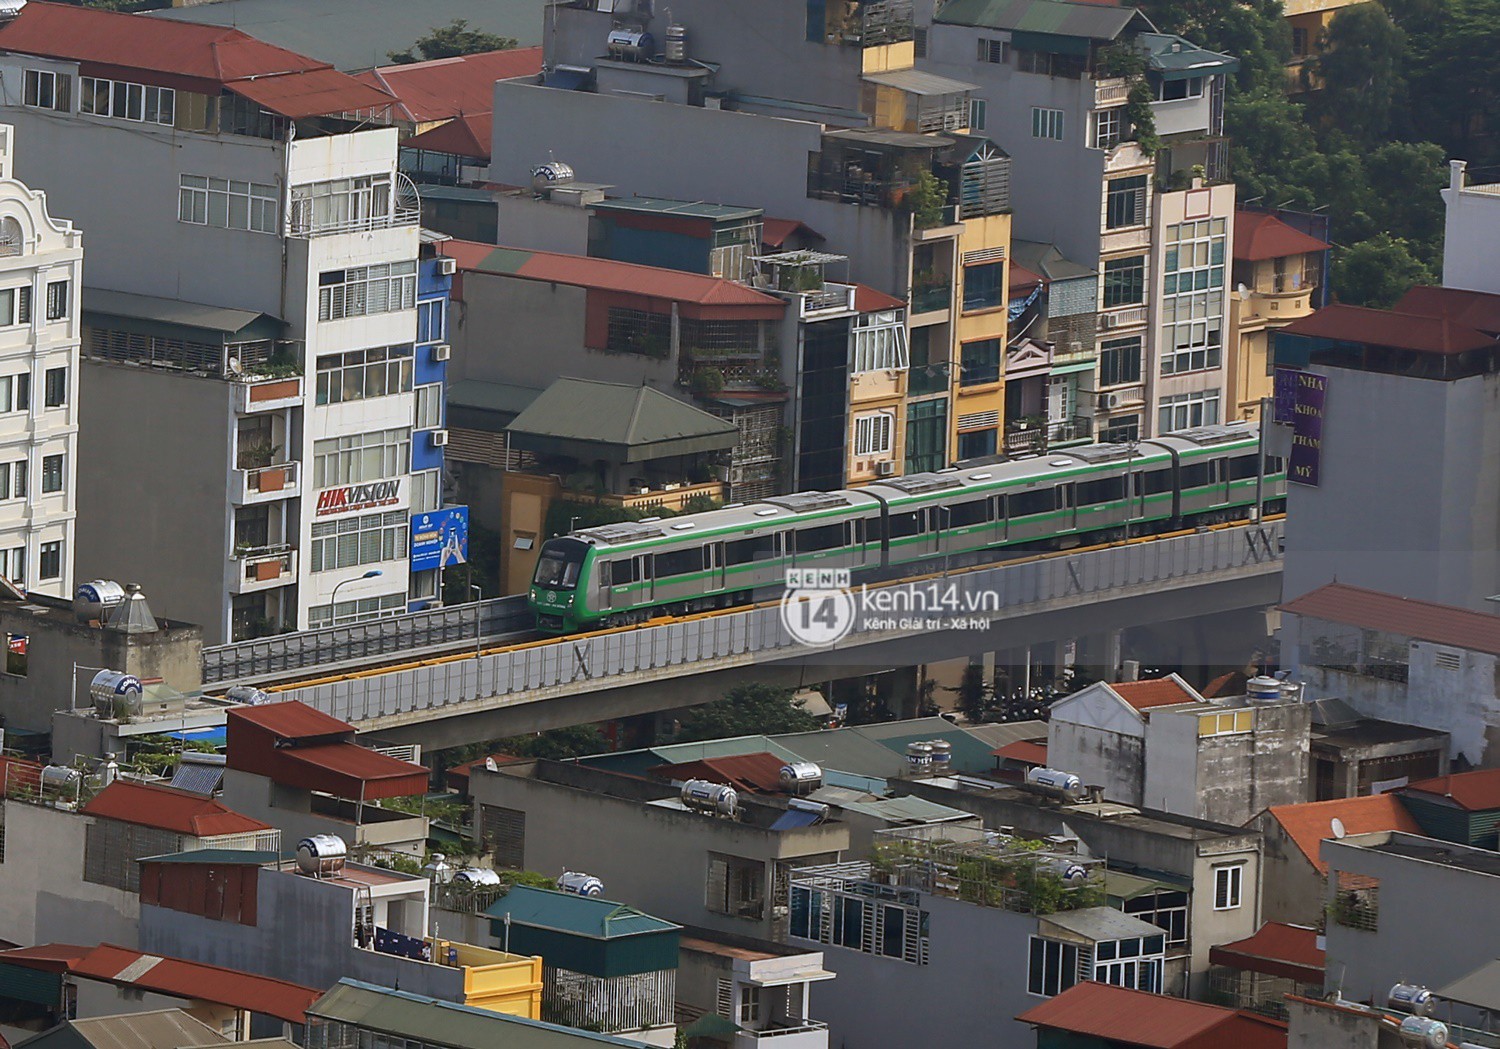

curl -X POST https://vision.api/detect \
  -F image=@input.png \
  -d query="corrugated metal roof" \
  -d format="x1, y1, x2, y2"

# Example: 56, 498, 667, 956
993, 739, 1049, 764
593, 197, 763, 222
1138, 32, 1240, 78
83, 289, 274, 337
1018, 982, 1287, 1048
1103, 870, 1186, 902
447, 379, 544, 416
139, 850, 279, 865
1396, 285, 1500, 336
66, 945, 319, 1024
934, 0, 1141, 39
281, 743, 429, 785
1404, 768, 1500, 812
1233, 210, 1330, 262
1042, 906, 1168, 943
960, 720, 1050, 750
862, 69, 978, 95
1109, 675, 1203, 712
403, 113, 492, 160
81, 782, 271, 838
310, 979, 648, 1048
67, 1009, 228, 1049
834, 795, 973, 824
1265, 794, 1421, 875
1436, 957, 1500, 1012
761, 217, 824, 248
648, 752, 789, 794
357, 48, 542, 123
506, 378, 738, 455
0, 2, 392, 117
483, 886, 680, 940
1281, 582, 1500, 655
1208, 922, 1324, 984
228, 701, 353, 740
1278, 304, 1494, 355
0, 944, 90, 973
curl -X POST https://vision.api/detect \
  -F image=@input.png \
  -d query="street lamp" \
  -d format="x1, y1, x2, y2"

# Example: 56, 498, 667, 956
330, 570, 383, 625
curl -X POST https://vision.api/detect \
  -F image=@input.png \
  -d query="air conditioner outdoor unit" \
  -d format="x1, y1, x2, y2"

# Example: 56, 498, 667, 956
1101, 313, 1119, 330
437, 257, 457, 276
431, 343, 451, 361
877, 460, 897, 477
1104, 391, 1124, 411
430, 429, 449, 447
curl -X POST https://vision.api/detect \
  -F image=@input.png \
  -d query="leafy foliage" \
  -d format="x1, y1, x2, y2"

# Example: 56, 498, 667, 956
1331, 233, 1436, 308
497, 725, 612, 761
388, 20, 518, 64
670, 683, 821, 742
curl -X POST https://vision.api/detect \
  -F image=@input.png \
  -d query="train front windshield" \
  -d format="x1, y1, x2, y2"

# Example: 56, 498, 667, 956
533, 538, 587, 589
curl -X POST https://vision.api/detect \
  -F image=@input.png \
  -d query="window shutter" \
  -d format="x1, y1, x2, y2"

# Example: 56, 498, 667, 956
715, 978, 732, 1018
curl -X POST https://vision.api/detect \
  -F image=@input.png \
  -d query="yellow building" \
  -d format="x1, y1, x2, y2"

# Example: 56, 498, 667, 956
1282, 0, 1365, 90
427, 938, 546, 1017
951, 210, 1012, 460
1227, 209, 1329, 420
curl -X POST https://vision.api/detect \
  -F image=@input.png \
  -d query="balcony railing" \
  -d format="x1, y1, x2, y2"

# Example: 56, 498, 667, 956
238, 461, 300, 503
800, 283, 857, 317
234, 544, 296, 591
596, 481, 727, 513
1048, 414, 1093, 445
1094, 77, 1131, 107
741, 1020, 831, 1041
237, 375, 304, 413
911, 284, 951, 314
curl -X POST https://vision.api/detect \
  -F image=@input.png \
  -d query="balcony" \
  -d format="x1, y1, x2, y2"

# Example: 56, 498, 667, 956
799, 283, 858, 318
1240, 281, 1316, 324
596, 481, 727, 513
737, 1020, 831, 1049
237, 461, 300, 504
1048, 414, 1093, 446
287, 173, 421, 237
237, 374, 304, 413
1094, 77, 1130, 107
232, 544, 296, 593
909, 361, 950, 396
1100, 306, 1148, 331
910, 282, 952, 315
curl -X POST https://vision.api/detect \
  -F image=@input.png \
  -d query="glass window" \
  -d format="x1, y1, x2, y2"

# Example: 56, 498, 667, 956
1093, 108, 1122, 150
414, 384, 443, 430
1103, 256, 1146, 308
969, 98, 987, 131
318, 262, 419, 321
1214, 864, 1243, 909
1157, 390, 1221, 434
309, 510, 408, 573
1030, 107, 1064, 140
417, 299, 446, 344
852, 316, 909, 372
1099, 336, 1142, 387
38, 540, 61, 580
1028, 937, 1080, 997
177, 174, 276, 232
311, 427, 411, 488
44, 367, 66, 408
960, 339, 1001, 386
41, 454, 63, 494
958, 428, 997, 460
410, 470, 440, 515
854, 412, 894, 456
1106, 176, 1147, 229
1100, 415, 1141, 444
45, 281, 69, 322
314, 346, 414, 406
24, 70, 69, 112
962, 263, 1004, 312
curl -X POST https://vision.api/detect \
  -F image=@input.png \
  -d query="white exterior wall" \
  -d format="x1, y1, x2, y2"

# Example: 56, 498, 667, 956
0, 124, 82, 598
1045, 683, 1147, 805
1441, 160, 1500, 295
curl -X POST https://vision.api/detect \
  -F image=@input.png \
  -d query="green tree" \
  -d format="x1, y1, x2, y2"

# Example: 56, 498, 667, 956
673, 683, 821, 742
388, 20, 518, 64
1404, 0, 1500, 166
498, 725, 611, 761
955, 664, 988, 723
1331, 233, 1436, 308
1312, 3, 1408, 146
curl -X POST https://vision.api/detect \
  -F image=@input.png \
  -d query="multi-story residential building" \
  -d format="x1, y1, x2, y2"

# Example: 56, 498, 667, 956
0, 3, 456, 642
918, 4, 1239, 441
0, 124, 81, 598
1226, 209, 1328, 421
677, 931, 835, 1049
1442, 160, 1500, 296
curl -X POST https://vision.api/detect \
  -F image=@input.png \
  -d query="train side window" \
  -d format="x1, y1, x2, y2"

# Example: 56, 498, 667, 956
654, 547, 704, 578
725, 535, 777, 566
797, 522, 849, 552
887, 510, 925, 538
1264, 455, 1285, 475
1180, 463, 1211, 488
1010, 488, 1054, 517
946, 499, 990, 527
1076, 479, 1118, 505
1228, 455, 1260, 481
605, 559, 639, 585
1142, 469, 1173, 495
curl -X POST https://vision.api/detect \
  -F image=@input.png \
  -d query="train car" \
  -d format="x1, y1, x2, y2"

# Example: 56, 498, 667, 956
529, 423, 1286, 634
530, 491, 883, 633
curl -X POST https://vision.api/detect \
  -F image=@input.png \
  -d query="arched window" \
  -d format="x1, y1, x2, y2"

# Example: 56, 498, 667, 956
0, 218, 22, 257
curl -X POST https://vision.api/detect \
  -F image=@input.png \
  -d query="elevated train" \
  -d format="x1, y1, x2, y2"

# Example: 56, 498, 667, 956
529, 422, 1285, 634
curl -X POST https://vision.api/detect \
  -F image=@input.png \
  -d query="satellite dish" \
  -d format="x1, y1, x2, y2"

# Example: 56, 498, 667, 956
1331, 817, 1347, 839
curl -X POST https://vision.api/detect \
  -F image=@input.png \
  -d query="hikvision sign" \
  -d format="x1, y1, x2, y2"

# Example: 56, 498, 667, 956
316, 480, 402, 516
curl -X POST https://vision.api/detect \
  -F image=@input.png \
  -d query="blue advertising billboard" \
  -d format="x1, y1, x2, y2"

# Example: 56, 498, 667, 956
410, 507, 469, 572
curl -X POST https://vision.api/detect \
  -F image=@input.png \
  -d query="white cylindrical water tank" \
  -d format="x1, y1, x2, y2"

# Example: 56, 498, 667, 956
665, 23, 688, 62
90, 670, 143, 718
778, 761, 823, 794
1389, 984, 1436, 1017
928, 739, 953, 772
1246, 675, 1282, 701
452, 867, 503, 888
1398, 1016, 1449, 1049
1026, 767, 1086, 802
682, 779, 738, 816
296, 835, 347, 875
559, 870, 605, 896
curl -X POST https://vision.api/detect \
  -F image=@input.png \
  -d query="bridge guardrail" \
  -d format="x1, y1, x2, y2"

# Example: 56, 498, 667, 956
277, 521, 1282, 727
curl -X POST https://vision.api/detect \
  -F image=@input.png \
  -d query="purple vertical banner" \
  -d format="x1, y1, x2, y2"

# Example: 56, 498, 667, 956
1272, 367, 1300, 425
1288, 372, 1327, 487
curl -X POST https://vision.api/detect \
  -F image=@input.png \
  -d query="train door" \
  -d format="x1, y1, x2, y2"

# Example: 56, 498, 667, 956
638, 555, 654, 605
1057, 483, 1077, 531
993, 495, 1009, 545
1210, 458, 1230, 505
706, 543, 726, 592
1125, 471, 1145, 528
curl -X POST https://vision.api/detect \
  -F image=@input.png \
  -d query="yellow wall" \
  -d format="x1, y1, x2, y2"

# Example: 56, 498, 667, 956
862, 41, 916, 74
950, 212, 1012, 458
430, 939, 546, 1018
499, 472, 563, 595
848, 368, 908, 483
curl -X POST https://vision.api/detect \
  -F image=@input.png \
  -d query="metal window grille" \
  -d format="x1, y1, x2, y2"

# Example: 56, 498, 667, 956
606, 308, 672, 357
480, 804, 526, 869
544, 967, 676, 1033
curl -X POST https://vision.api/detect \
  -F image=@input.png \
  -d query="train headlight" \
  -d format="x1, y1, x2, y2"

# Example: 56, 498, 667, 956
566, 595, 575, 606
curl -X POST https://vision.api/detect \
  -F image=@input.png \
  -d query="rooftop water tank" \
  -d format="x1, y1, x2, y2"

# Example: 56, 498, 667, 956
226, 684, 274, 706
453, 867, 503, 888
787, 797, 830, 822
90, 670, 143, 719
531, 160, 575, 194
682, 779, 738, 816
296, 835, 347, 875
1026, 767, 1086, 803
1246, 675, 1282, 702
665, 23, 688, 63
73, 580, 125, 623
1398, 1016, 1449, 1049
40, 765, 82, 795
1389, 984, 1436, 1017
559, 871, 605, 896
606, 28, 654, 61
906, 741, 934, 776
1041, 858, 1090, 886
779, 761, 823, 794
928, 739, 953, 772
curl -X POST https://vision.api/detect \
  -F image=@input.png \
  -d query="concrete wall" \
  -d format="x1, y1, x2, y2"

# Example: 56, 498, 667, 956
219, 768, 428, 856
74, 361, 234, 643
1144, 702, 1310, 826
72, 982, 242, 1038
1285, 997, 1393, 1049
1441, 162, 1500, 296
1282, 365, 1500, 611
468, 765, 849, 942
1253, 814, 1324, 927
489, 83, 910, 293
493, 195, 592, 255
0, 801, 138, 946
1046, 685, 1147, 806
791, 889, 1039, 1049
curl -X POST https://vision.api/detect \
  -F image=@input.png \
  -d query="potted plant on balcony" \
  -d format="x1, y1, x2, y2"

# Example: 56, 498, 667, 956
237, 437, 285, 492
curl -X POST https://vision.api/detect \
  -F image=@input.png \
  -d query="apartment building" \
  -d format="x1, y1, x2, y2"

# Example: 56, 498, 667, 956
0, 123, 81, 598
0, 3, 453, 642
918, 3, 1239, 442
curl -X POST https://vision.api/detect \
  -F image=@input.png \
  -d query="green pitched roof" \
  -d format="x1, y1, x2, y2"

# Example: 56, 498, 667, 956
483, 885, 681, 940
934, 0, 1146, 40
1138, 32, 1240, 79
310, 980, 644, 1049
506, 378, 738, 462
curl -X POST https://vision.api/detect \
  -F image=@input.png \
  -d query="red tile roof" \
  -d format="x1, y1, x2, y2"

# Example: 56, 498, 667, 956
1265, 794, 1421, 875
1233, 210, 1330, 262
1281, 582, 1500, 657
357, 48, 542, 124
1009, 261, 1047, 294
81, 781, 271, 838
404, 113, 492, 160
0, 2, 393, 118
1395, 285, 1500, 335
854, 284, 905, 313
1111, 675, 1202, 712
280, 743, 430, 794
228, 700, 353, 741
439, 240, 787, 312
1018, 982, 1288, 1049
1404, 768, 1500, 811
993, 740, 1049, 765
7, 944, 318, 1024
1277, 303, 1494, 355
649, 752, 789, 794
1209, 922, 1325, 984
761, 217, 824, 248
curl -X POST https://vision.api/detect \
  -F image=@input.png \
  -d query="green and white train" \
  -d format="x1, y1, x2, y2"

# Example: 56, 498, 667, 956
529, 422, 1286, 634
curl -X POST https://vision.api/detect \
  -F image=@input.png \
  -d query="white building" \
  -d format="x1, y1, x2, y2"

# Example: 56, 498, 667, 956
0, 122, 81, 598
0, 4, 446, 641
1441, 160, 1500, 296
